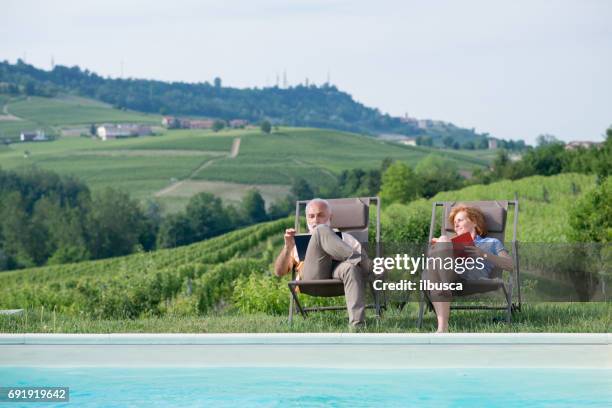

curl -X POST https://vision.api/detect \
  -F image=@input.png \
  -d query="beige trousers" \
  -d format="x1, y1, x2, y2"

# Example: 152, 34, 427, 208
302, 224, 368, 326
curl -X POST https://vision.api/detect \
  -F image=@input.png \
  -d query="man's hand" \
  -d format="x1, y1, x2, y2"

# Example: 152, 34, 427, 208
284, 228, 296, 249
275, 228, 296, 277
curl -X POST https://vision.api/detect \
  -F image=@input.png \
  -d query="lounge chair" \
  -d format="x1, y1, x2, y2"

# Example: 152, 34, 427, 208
287, 197, 384, 323
417, 200, 522, 327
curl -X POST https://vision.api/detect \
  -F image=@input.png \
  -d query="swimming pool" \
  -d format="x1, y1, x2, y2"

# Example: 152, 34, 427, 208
1, 367, 610, 407
1, 334, 610, 407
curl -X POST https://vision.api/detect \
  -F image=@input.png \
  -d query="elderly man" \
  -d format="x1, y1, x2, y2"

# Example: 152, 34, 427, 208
274, 198, 370, 327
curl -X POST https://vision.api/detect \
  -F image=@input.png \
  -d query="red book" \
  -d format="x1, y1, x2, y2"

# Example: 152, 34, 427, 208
451, 232, 474, 258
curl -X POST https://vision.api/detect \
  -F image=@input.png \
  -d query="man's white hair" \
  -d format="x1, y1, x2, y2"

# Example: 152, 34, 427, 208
305, 198, 332, 215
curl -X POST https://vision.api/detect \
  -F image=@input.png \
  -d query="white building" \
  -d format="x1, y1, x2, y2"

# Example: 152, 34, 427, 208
565, 141, 602, 150
20, 130, 47, 142
96, 124, 152, 141
399, 137, 417, 146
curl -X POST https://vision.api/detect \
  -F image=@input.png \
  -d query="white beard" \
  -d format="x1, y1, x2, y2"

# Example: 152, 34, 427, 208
308, 219, 331, 233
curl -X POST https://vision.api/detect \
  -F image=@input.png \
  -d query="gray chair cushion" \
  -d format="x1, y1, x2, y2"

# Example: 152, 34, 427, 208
329, 198, 368, 230
443, 200, 508, 234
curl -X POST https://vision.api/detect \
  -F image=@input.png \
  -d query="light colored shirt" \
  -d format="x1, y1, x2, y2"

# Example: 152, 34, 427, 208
462, 235, 507, 280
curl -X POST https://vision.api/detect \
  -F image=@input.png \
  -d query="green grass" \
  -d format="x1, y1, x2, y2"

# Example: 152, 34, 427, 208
7, 95, 160, 126
1, 303, 609, 333
193, 128, 488, 185
0, 94, 160, 140
0, 118, 47, 139
0, 132, 228, 203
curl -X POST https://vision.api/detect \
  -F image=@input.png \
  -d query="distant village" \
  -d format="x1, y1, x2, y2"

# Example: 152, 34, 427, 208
161, 116, 248, 130
14, 114, 604, 151
17, 116, 250, 143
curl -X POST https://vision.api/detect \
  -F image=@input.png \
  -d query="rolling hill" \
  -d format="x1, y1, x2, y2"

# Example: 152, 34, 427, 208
0, 60, 491, 144
0, 123, 493, 213
0, 94, 160, 141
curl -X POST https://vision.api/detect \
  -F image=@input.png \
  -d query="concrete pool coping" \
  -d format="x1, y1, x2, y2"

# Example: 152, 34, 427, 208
1, 333, 610, 368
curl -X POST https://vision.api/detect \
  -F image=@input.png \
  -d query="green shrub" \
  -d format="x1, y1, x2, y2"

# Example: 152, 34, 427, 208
381, 201, 432, 243
195, 258, 268, 314
568, 177, 611, 243
232, 273, 289, 315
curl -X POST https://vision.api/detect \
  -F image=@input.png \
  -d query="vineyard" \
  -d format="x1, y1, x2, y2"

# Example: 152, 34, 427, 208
383, 173, 597, 243
0, 173, 608, 332
0, 218, 292, 319
1, 123, 492, 212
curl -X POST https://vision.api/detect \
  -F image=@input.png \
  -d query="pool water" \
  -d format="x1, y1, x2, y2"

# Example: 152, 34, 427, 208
1, 367, 610, 407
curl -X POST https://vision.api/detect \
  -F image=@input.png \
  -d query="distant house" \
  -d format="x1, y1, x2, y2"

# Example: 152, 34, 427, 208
97, 124, 152, 141
20, 130, 47, 142
565, 141, 603, 150
399, 137, 417, 146
188, 119, 215, 129
162, 116, 228, 130
488, 138, 498, 150
399, 113, 418, 126
162, 116, 179, 128
229, 119, 248, 128
417, 119, 432, 129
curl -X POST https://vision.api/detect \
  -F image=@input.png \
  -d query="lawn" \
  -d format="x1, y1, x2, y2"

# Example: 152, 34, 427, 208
1, 303, 609, 333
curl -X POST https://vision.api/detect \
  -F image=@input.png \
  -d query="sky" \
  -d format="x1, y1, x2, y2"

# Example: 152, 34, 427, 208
2, 0, 611, 144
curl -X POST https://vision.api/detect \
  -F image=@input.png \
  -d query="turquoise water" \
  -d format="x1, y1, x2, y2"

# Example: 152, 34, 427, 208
1, 367, 610, 407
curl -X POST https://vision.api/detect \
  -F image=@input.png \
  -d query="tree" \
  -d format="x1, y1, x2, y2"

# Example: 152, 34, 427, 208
290, 178, 314, 200
260, 120, 272, 134
415, 154, 463, 198
241, 189, 267, 223
86, 188, 147, 259
462, 141, 475, 150
522, 143, 565, 176
536, 134, 561, 147
156, 213, 194, 249
185, 192, 230, 241
477, 138, 489, 149
442, 136, 454, 148
213, 77, 222, 88
416, 136, 433, 147
379, 162, 420, 205
568, 177, 611, 243
381, 157, 394, 173
0, 192, 41, 268
268, 195, 293, 219
212, 120, 225, 132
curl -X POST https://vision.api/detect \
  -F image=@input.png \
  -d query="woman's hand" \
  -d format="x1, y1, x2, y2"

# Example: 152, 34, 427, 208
463, 245, 486, 259
432, 235, 451, 244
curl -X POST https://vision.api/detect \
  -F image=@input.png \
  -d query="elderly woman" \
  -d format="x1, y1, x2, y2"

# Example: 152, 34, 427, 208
429, 205, 514, 333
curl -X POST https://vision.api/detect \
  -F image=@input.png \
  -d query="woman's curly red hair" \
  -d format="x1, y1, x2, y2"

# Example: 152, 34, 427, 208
448, 205, 488, 237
